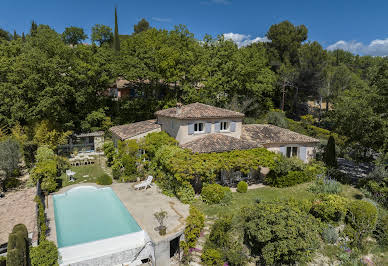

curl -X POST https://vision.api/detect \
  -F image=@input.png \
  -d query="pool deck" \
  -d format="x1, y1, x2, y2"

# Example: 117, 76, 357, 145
47, 182, 190, 246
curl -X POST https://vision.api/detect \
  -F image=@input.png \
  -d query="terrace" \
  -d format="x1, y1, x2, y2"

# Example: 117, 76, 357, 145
46, 183, 189, 265
0, 187, 38, 252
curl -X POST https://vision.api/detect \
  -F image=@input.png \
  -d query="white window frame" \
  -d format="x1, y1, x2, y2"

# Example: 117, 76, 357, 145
286, 146, 299, 158
194, 122, 205, 134
220, 121, 230, 132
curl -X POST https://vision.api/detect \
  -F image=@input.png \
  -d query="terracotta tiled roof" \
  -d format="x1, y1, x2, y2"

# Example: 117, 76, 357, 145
109, 120, 161, 140
180, 134, 260, 153
241, 124, 320, 145
155, 103, 244, 120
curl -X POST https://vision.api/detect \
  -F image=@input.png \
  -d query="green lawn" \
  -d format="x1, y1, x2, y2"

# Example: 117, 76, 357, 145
59, 164, 106, 187
193, 182, 365, 217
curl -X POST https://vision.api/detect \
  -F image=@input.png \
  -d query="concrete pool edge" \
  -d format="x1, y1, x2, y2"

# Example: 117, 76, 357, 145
58, 230, 152, 265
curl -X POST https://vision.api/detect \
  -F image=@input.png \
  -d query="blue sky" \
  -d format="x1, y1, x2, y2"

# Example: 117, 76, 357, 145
1, 0, 388, 55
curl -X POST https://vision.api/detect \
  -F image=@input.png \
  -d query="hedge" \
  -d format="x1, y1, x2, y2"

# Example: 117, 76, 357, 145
35, 196, 47, 241
96, 174, 112, 185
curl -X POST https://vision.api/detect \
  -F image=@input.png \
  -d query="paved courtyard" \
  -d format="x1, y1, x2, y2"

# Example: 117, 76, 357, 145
0, 187, 38, 246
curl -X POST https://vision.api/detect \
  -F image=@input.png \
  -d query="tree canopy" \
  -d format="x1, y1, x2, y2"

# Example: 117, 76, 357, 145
62, 26, 87, 45
133, 18, 150, 34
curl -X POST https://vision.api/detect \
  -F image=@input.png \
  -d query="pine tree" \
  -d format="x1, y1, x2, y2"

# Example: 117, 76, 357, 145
30, 20, 37, 36
324, 135, 337, 168
21, 32, 25, 42
113, 7, 120, 52
13, 30, 17, 40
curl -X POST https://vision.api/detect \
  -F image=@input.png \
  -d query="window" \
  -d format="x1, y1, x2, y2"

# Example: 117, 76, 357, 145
194, 123, 204, 133
220, 121, 229, 131
286, 146, 298, 157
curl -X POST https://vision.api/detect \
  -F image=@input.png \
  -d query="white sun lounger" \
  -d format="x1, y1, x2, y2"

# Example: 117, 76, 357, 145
134, 176, 153, 190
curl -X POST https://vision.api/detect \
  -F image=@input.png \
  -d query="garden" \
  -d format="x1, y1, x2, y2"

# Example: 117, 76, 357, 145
102, 131, 388, 265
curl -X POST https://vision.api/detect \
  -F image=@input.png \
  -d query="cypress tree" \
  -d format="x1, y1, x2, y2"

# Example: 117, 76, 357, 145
21, 32, 25, 42
13, 30, 17, 40
113, 7, 120, 52
324, 135, 337, 168
6, 249, 23, 266
30, 20, 37, 36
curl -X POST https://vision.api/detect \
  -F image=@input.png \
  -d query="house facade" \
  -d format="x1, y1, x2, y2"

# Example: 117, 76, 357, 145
109, 103, 319, 162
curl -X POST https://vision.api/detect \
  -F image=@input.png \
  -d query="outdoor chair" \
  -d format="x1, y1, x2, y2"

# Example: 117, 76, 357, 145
66, 169, 76, 182
134, 175, 153, 190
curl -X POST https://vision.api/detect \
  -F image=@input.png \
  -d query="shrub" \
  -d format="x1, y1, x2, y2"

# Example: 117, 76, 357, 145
181, 206, 205, 251
267, 111, 288, 128
346, 200, 378, 247
236, 181, 248, 193
201, 183, 232, 205
374, 210, 388, 247
176, 182, 195, 204
266, 170, 311, 187
310, 194, 348, 223
96, 174, 112, 185
327, 168, 352, 185
209, 216, 232, 248
111, 159, 123, 180
201, 248, 223, 266
5, 177, 21, 189
30, 240, 59, 266
242, 201, 320, 265
41, 176, 57, 193
142, 131, 178, 159
30, 159, 57, 185
322, 224, 338, 244
0, 256, 6, 266
35, 146, 55, 163
103, 141, 115, 167
360, 165, 388, 208
309, 175, 342, 194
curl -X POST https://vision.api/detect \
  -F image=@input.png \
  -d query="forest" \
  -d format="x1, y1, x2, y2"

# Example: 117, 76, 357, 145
0, 18, 387, 160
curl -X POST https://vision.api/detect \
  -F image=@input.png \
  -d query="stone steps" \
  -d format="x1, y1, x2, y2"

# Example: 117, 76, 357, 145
189, 216, 215, 264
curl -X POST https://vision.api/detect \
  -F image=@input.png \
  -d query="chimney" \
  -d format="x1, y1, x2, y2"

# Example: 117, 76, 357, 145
176, 102, 183, 115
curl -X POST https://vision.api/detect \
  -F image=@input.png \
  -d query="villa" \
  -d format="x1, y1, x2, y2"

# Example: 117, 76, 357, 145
110, 102, 319, 162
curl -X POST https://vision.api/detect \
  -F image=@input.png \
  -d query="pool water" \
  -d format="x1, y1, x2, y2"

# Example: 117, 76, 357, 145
53, 186, 141, 248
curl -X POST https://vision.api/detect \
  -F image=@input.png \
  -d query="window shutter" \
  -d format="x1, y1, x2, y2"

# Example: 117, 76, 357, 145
188, 123, 194, 135
299, 146, 307, 162
279, 146, 286, 156
205, 123, 212, 133
230, 121, 236, 132
214, 122, 220, 132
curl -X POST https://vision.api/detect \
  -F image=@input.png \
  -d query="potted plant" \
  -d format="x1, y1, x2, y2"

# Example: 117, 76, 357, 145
154, 209, 168, 235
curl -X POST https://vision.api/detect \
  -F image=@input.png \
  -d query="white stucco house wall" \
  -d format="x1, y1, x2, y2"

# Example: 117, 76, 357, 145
109, 103, 319, 162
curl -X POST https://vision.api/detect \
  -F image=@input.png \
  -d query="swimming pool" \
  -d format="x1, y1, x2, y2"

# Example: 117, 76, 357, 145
53, 186, 141, 248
